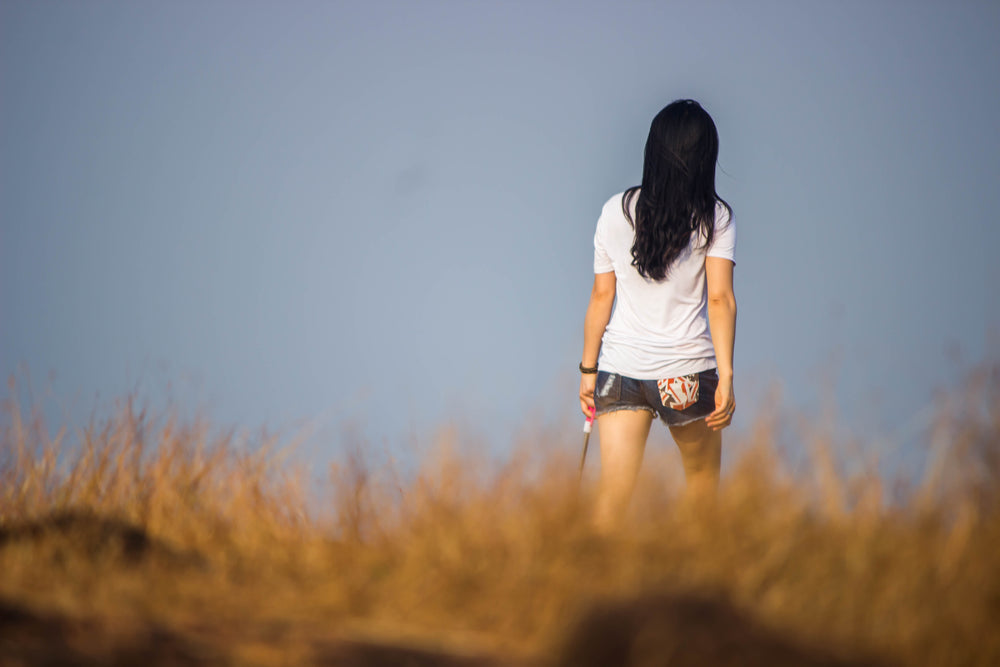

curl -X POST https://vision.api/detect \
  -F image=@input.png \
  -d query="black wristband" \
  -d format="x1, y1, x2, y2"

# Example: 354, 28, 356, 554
579, 362, 598, 374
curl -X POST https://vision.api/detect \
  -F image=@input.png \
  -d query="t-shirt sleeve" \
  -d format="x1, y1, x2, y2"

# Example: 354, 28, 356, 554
706, 206, 736, 263
593, 213, 614, 273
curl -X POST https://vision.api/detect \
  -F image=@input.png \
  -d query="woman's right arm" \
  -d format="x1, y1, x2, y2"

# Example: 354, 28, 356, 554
705, 257, 736, 430
579, 271, 616, 416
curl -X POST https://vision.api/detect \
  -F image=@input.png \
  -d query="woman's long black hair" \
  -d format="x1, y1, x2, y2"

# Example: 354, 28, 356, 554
623, 99, 732, 281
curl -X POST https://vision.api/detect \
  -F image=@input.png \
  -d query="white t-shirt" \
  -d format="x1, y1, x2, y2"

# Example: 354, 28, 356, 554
594, 191, 736, 379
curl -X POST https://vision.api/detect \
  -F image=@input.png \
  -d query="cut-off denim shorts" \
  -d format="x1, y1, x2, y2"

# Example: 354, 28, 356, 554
594, 368, 719, 427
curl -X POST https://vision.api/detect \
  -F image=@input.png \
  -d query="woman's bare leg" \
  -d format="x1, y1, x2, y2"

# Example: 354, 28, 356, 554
668, 419, 722, 504
593, 409, 654, 533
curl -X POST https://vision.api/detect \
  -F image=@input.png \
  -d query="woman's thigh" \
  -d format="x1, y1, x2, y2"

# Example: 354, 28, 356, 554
668, 418, 722, 474
596, 409, 654, 479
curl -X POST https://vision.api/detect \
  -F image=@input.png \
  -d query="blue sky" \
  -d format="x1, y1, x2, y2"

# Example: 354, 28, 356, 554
2, 1, 998, 468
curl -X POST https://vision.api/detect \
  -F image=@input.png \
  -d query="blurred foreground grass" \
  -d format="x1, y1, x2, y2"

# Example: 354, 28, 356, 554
1, 363, 998, 666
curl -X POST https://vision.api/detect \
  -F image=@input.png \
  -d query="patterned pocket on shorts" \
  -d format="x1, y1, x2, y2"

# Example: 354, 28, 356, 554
657, 373, 700, 410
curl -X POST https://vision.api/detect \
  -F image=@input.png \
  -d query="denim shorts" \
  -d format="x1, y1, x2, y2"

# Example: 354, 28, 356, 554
594, 368, 719, 427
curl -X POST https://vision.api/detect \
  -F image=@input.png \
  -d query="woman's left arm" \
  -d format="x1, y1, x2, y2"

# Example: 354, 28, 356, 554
705, 257, 737, 430
580, 271, 616, 416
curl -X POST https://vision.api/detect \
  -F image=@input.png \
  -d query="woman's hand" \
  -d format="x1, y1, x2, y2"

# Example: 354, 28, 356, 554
706, 376, 735, 431
580, 373, 597, 417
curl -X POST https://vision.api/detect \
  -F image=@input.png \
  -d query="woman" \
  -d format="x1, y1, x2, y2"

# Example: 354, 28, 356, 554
579, 99, 737, 531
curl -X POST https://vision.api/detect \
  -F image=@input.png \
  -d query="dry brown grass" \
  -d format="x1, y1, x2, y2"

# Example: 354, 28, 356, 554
1, 362, 999, 666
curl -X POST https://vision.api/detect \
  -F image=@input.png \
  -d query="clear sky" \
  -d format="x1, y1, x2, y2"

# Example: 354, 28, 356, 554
2, 1, 998, 468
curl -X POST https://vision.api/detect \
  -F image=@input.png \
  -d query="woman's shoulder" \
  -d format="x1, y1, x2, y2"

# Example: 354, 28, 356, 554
713, 199, 734, 230
598, 190, 635, 222
596, 192, 631, 237
601, 190, 629, 211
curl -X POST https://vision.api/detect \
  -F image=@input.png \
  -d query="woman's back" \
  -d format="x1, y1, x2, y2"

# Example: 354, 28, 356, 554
594, 191, 735, 380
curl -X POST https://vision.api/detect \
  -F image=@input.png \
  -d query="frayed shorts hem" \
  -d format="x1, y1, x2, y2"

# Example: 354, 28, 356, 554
594, 405, 708, 428
594, 405, 658, 419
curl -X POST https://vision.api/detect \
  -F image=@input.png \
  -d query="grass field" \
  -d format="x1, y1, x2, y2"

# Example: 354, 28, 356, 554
1, 362, 998, 666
